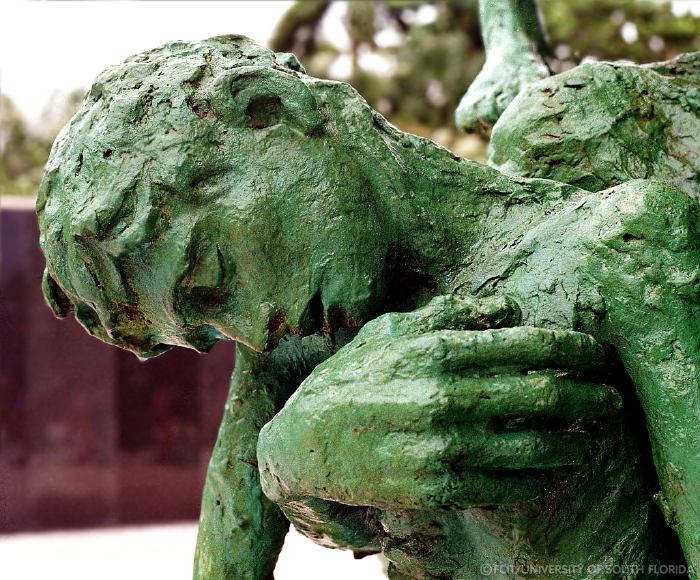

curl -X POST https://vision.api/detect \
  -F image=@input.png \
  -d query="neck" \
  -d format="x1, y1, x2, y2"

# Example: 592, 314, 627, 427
347, 112, 580, 295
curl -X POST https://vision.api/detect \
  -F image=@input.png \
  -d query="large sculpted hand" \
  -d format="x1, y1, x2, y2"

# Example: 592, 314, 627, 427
257, 295, 621, 552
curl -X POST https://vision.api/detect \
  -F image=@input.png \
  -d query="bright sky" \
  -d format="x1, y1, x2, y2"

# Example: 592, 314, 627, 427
0, 0, 700, 127
1, 0, 699, 126
0, 1, 296, 125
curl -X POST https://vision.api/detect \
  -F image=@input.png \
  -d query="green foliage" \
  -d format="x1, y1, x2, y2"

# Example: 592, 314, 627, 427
1, 90, 84, 196
268, 0, 331, 60
272, 1, 481, 137
1, 95, 47, 196
543, 0, 700, 66
272, 0, 700, 150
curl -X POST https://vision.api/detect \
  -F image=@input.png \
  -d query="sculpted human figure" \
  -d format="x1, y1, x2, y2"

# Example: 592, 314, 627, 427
37, 5, 699, 580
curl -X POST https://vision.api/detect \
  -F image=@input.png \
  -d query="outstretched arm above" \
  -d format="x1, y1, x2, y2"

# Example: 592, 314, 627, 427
456, 0, 550, 132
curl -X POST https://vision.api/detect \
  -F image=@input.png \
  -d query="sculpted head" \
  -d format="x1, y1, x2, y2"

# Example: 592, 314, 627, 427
37, 35, 394, 357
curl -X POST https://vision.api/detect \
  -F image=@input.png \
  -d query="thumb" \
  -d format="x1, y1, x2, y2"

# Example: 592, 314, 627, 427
359, 294, 522, 339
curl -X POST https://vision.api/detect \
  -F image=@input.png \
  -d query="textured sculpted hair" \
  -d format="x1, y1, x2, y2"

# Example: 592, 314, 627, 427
36, 35, 324, 357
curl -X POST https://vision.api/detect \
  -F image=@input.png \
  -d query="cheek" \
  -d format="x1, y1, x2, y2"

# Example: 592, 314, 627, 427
175, 234, 237, 329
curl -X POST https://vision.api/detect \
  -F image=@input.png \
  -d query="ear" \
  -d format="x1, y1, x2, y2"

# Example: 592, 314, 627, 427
42, 268, 73, 318
211, 66, 324, 134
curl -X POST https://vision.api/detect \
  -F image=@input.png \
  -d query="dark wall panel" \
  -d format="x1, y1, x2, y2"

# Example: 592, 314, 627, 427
0, 203, 234, 533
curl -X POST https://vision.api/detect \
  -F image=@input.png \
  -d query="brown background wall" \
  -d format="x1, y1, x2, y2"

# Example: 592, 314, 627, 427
0, 200, 235, 533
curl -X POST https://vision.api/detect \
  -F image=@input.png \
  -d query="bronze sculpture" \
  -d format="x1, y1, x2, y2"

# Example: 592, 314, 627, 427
36, 2, 699, 578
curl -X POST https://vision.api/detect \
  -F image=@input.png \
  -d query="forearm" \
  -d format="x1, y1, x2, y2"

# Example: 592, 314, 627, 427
457, 0, 550, 130
194, 344, 290, 580
195, 334, 341, 579
591, 185, 700, 576
465, 179, 700, 573
480, 0, 549, 58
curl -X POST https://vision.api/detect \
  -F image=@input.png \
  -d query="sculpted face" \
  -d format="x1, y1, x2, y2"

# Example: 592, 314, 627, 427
38, 36, 390, 357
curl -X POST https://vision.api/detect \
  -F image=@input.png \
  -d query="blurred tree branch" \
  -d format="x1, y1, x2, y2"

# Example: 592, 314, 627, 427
270, 0, 699, 159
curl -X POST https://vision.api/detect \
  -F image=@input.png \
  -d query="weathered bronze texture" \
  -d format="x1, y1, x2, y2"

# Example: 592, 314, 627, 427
37, 3, 699, 578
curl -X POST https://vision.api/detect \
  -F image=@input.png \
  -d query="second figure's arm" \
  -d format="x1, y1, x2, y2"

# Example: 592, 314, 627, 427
456, 0, 550, 132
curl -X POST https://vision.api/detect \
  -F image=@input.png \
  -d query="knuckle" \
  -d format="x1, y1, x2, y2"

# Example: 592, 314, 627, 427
358, 312, 407, 339
530, 373, 560, 408
542, 378, 561, 408
403, 333, 445, 363
596, 383, 623, 414
521, 433, 545, 457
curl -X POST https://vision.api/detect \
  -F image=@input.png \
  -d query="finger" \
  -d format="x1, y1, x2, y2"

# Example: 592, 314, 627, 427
441, 430, 592, 470
403, 327, 604, 372
398, 294, 522, 334
356, 294, 521, 339
287, 468, 547, 510
422, 469, 545, 509
260, 427, 546, 509
357, 431, 563, 507
294, 371, 620, 438
279, 498, 381, 553
436, 372, 621, 422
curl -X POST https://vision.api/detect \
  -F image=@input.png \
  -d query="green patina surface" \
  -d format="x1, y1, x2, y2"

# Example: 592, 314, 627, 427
455, 0, 550, 132
37, 3, 699, 579
489, 53, 700, 197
